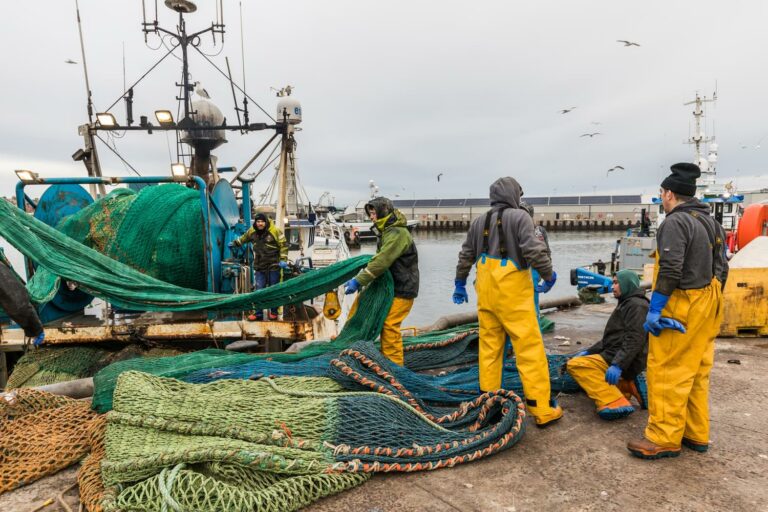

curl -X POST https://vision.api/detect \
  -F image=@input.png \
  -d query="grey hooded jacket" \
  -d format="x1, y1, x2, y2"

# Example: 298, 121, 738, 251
455, 177, 553, 281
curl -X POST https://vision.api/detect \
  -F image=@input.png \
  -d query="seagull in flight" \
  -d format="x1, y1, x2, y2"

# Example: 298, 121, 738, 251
193, 81, 211, 99
606, 165, 625, 176
580, 132, 601, 138
65, 59, 78, 64
560, 107, 577, 114
437, 173, 444, 182
617, 40, 641, 47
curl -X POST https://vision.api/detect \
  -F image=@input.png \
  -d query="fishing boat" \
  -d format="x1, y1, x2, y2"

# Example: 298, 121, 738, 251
0, 0, 350, 355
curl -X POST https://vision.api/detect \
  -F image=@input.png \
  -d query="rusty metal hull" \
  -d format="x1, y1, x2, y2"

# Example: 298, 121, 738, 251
0, 309, 339, 351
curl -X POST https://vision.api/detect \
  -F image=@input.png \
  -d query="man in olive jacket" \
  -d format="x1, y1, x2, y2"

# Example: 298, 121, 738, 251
344, 197, 418, 365
567, 270, 649, 420
231, 212, 289, 320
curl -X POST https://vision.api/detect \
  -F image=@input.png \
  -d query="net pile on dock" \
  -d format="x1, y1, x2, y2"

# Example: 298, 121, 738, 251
0, 388, 99, 494
92, 326, 578, 413
6, 346, 109, 388
99, 367, 524, 512
6, 345, 185, 390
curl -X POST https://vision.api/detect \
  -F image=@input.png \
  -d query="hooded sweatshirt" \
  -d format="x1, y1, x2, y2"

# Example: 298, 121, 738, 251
584, 270, 649, 378
356, 197, 419, 299
655, 198, 729, 295
455, 177, 553, 281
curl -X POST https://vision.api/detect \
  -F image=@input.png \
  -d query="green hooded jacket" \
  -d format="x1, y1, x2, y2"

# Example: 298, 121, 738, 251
356, 197, 419, 299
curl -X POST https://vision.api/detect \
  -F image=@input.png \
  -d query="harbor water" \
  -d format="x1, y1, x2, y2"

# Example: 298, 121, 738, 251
356, 230, 619, 327
1, 230, 618, 328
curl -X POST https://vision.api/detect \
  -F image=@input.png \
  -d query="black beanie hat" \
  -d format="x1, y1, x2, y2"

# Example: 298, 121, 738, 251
253, 213, 269, 228
660, 162, 700, 197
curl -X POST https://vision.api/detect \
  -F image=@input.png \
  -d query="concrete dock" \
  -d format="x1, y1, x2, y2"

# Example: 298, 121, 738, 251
2, 302, 766, 511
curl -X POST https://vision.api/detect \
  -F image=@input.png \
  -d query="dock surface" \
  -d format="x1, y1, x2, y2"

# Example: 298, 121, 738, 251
2, 302, 766, 511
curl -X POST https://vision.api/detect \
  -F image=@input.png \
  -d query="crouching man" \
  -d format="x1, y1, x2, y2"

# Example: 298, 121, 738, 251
566, 270, 649, 419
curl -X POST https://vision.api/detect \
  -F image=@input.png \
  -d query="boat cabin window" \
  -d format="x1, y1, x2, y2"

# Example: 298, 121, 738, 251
724, 203, 733, 213
286, 228, 301, 250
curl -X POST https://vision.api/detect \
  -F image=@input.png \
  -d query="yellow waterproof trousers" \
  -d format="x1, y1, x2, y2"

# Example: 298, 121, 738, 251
379, 297, 414, 366
566, 354, 625, 408
645, 278, 723, 447
475, 257, 558, 421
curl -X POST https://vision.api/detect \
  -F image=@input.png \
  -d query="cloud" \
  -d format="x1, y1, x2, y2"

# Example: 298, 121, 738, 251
1, 0, 766, 207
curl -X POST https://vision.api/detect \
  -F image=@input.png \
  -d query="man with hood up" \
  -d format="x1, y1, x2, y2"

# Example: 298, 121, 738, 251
344, 197, 419, 366
231, 212, 289, 320
627, 162, 728, 460
566, 269, 649, 420
453, 177, 562, 427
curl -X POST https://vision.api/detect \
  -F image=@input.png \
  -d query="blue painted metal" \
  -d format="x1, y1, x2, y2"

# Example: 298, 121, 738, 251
239, 178, 255, 285
571, 267, 612, 293
209, 179, 239, 292
34, 184, 93, 228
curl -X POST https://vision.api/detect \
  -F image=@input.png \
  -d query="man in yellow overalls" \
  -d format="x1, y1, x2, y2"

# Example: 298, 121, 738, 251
627, 163, 728, 459
453, 177, 562, 427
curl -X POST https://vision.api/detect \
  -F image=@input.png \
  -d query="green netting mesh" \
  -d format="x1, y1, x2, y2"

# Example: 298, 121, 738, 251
101, 370, 524, 511
91, 274, 393, 413
6, 346, 110, 389
0, 195, 376, 312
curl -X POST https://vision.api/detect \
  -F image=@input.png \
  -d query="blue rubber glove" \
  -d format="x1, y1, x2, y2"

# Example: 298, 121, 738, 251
659, 317, 686, 334
32, 332, 45, 347
643, 291, 670, 336
536, 271, 557, 293
278, 261, 289, 270
344, 278, 360, 295
605, 364, 622, 385
452, 279, 468, 304
574, 350, 589, 357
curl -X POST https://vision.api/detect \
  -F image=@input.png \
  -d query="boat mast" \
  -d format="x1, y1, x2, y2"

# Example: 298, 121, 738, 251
683, 91, 717, 191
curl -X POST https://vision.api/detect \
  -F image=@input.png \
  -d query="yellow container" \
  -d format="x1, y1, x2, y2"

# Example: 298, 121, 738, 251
720, 268, 768, 337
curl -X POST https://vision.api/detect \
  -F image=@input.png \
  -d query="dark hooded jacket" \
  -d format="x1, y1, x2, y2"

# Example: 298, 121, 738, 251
355, 197, 419, 299
585, 271, 649, 379
234, 214, 288, 272
456, 177, 553, 281
655, 198, 729, 295
0, 259, 44, 338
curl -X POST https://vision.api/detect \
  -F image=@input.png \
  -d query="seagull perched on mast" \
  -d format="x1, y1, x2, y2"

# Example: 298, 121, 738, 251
606, 165, 625, 176
560, 107, 577, 114
617, 40, 640, 47
193, 81, 211, 99
580, 132, 601, 138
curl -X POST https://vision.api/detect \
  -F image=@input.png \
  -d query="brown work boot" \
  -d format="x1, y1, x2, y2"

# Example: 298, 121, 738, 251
681, 437, 709, 453
627, 438, 681, 460
618, 376, 648, 409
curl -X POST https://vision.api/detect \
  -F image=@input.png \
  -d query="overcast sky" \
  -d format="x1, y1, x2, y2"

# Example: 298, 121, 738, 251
1, 0, 767, 205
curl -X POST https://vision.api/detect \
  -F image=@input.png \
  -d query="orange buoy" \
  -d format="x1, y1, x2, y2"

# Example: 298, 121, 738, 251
737, 203, 768, 250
